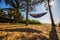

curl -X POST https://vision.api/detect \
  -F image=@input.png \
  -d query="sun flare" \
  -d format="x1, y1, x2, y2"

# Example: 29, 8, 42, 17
50, 1, 55, 7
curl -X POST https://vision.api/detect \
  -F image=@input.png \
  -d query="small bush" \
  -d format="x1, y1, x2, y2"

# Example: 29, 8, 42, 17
19, 20, 41, 24
29, 20, 41, 24
19, 20, 26, 24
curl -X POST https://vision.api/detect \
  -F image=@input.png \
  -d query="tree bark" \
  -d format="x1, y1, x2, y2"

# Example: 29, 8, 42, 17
47, 0, 56, 26
26, 0, 29, 26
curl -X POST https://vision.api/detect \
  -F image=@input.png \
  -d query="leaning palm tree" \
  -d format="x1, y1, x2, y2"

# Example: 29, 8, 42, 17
41, 0, 56, 26
47, 0, 56, 26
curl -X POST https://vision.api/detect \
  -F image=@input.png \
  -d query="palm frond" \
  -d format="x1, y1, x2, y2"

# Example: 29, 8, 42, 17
4, 0, 10, 5
14, 0, 20, 8
4, 0, 16, 8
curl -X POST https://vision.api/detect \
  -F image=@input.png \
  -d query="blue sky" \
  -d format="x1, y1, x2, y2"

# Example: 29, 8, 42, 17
0, 0, 60, 24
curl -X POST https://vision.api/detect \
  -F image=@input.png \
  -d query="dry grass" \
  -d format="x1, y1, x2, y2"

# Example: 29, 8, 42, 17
0, 23, 60, 40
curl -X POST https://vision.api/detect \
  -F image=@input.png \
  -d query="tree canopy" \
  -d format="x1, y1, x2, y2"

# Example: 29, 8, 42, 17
0, 0, 45, 11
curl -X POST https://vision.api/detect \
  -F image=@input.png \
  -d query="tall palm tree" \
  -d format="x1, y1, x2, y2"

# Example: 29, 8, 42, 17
26, 0, 29, 26
47, 0, 56, 26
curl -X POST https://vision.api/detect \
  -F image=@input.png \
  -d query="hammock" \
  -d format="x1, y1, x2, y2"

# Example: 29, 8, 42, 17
30, 12, 47, 18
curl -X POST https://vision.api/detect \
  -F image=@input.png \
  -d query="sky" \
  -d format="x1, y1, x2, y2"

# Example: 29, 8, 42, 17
0, 0, 60, 24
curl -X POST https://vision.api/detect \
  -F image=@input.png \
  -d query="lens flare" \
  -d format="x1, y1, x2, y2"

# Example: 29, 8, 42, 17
50, 1, 55, 7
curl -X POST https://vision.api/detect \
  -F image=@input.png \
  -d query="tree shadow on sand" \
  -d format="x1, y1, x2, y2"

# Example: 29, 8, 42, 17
0, 26, 59, 40
20, 34, 49, 40
0, 28, 42, 33
0, 36, 3, 40
0, 28, 49, 40
49, 26, 59, 40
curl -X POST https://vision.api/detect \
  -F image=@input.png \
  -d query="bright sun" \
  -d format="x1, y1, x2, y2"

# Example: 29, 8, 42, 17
50, 2, 54, 5
50, 1, 55, 6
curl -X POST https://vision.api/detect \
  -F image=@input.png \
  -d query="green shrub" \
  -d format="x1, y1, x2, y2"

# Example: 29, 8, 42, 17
29, 20, 41, 24
19, 20, 26, 24
19, 20, 41, 24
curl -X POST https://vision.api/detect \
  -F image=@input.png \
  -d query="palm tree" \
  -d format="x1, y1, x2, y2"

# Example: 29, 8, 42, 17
26, 0, 29, 26
47, 0, 56, 26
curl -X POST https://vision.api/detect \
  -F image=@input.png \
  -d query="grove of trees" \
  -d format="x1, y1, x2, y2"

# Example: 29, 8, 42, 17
0, 0, 56, 26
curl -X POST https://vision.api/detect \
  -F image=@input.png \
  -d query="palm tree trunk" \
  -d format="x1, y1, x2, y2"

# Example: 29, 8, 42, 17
13, 9, 19, 23
16, 9, 19, 23
26, 0, 29, 26
47, 0, 56, 26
